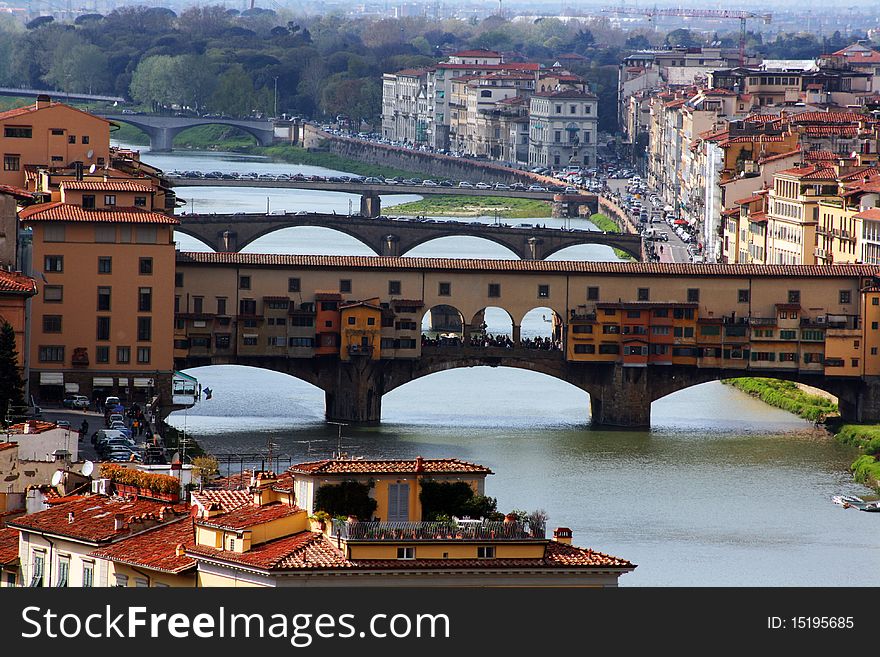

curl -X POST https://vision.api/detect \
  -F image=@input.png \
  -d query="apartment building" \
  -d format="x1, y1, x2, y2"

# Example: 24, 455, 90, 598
528, 89, 598, 168
381, 68, 429, 144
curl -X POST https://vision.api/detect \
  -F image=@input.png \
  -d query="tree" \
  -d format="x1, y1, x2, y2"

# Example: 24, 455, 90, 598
625, 34, 652, 50
665, 28, 698, 48
314, 481, 378, 520
210, 64, 260, 117
0, 323, 24, 426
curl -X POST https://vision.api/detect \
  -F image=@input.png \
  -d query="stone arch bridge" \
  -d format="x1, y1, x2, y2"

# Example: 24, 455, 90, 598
100, 114, 275, 152
175, 212, 643, 260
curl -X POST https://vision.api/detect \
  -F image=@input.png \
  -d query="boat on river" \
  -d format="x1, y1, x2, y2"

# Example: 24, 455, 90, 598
832, 495, 864, 506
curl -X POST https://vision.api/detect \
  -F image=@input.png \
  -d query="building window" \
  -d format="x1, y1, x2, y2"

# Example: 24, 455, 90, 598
44, 285, 63, 303
138, 287, 152, 312
477, 546, 496, 559
239, 275, 251, 290
347, 316, 356, 325
44, 255, 63, 272
30, 552, 44, 587
94, 224, 114, 242
4, 126, 31, 138
57, 555, 70, 587
139, 257, 153, 275
687, 288, 700, 303
389, 280, 401, 295
104, 195, 116, 206
137, 317, 152, 341
137, 346, 151, 363
367, 317, 376, 326
98, 256, 112, 274
239, 299, 256, 315
82, 135, 90, 144
97, 286, 111, 311
340, 279, 352, 293
216, 297, 227, 315
788, 290, 800, 304
2, 154, 20, 171
288, 277, 300, 293
82, 194, 96, 210
538, 284, 549, 298
44, 224, 66, 242
82, 562, 94, 588
96, 346, 109, 363
175, 272, 184, 287
117, 346, 130, 364
840, 290, 852, 304
555, 104, 562, 114
134, 196, 147, 207
114, 574, 128, 588
396, 547, 415, 560
38, 345, 64, 362
738, 289, 750, 303
637, 288, 649, 301
488, 283, 500, 297
587, 286, 599, 300
438, 282, 451, 296
96, 316, 110, 340
42, 315, 61, 333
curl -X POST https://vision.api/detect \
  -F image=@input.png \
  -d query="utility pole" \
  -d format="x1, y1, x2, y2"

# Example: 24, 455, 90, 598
273, 76, 278, 118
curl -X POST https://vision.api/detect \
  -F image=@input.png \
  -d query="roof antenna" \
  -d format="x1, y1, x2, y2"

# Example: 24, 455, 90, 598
327, 421, 348, 459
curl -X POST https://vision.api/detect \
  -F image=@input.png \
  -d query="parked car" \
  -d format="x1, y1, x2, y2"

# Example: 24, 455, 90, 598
62, 395, 90, 409
474, 182, 491, 189
458, 181, 474, 188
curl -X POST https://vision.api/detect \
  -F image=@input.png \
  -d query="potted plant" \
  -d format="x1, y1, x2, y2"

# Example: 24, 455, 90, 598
309, 510, 331, 532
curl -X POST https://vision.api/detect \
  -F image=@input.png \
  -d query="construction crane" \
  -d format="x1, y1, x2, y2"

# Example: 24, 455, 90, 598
601, 7, 772, 66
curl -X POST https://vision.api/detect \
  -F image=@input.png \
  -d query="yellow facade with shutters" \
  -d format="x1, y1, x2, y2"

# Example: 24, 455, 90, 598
340, 301, 383, 361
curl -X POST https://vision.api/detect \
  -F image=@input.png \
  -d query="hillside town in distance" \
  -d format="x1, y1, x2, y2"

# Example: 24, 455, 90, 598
1, 0, 880, 590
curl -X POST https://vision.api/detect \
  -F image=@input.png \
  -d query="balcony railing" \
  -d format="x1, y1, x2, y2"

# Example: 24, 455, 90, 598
347, 344, 374, 356
749, 317, 777, 326
331, 519, 546, 541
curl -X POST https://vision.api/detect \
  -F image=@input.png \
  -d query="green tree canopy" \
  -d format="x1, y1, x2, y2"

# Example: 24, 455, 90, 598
0, 323, 25, 426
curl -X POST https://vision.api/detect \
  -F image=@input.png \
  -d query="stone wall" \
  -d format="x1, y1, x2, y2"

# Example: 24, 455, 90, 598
304, 125, 538, 185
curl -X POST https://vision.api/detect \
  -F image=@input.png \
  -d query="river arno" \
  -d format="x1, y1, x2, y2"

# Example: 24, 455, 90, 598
122, 143, 880, 587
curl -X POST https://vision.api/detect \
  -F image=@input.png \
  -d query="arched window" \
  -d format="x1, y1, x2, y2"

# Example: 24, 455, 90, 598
480, 90, 492, 98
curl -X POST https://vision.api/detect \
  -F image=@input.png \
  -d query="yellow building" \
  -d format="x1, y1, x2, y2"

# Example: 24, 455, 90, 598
0, 97, 112, 188
340, 299, 383, 361
19, 183, 178, 403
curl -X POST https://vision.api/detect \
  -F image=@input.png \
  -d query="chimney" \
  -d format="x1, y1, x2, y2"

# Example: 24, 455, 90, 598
67, 511, 75, 524
175, 543, 186, 557
35, 94, 50, 110
415, 456, 424, 473
74, 161, 83, 181
113, 513, 125, 531
553, 527, 573, 545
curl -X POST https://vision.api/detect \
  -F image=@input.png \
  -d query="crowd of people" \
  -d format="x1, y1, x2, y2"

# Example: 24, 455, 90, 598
421, 333, 562, 351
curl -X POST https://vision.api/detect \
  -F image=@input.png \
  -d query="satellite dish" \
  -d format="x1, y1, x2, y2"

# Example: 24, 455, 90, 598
51, 470, 64, 487
86, 149, 94, 159
82, 460, 94, 477
88, 163, 96, 174
171, 452, 181, 464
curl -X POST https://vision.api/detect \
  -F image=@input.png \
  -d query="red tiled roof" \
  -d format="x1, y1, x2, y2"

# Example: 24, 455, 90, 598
839, 166, 880, 181
788, 111, 868, 124
802, 125, 859, 137
0, 270, 37, 296
804, 150, 838, 161
0, 527, 19, 565
19, 202, 178, 224
191, 489, 252, 513
61, 180, 154, 192
758, 148, 801, 164
0, 442, 16, 451
854, 208, 880, 221
177, 252, 880, 278
776, 164, 837, 180
4, 420, 60, 434
436, 63, 540, 71
393, 68, 428, 77
0, 184, 34, 200
90, 518, 195, 574
6, 496, 187, 544
209, 470, 294, 493
0, 101, 113, 124
187, 531, 353, 571
289, 457, 493, 476
719, 135, 789, 146
532, 89, 596, 99
748, 212, 769, 223
450, 49, 502, 58
196, 501, 302, 531
722, 207, 739, 217
735, 192, 768, 205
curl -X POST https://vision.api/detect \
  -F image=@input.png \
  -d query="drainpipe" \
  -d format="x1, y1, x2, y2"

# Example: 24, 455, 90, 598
44, 536, 54, 587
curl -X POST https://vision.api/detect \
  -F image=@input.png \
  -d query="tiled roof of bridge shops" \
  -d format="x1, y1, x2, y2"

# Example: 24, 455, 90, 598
0, 269, 37, 296
19, 202, 178, 224
177, 252, 880, 278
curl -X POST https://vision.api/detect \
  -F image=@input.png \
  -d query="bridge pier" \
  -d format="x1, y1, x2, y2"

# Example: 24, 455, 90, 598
589, 365, 651, 427
841, 376, 880, 423
324, 360, 384, 423
361, 192, 381, 218
382, 234, 400, 256
150, 128, 174, 152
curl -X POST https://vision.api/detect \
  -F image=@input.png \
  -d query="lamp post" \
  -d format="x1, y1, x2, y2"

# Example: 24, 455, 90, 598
273, 76, 278, 118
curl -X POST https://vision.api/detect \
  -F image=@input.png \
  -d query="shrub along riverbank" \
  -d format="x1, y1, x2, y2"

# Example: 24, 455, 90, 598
391, 195, 551, 218
723, 378, 837, 422
834, 425, 880, 490
588, 213, 635, 261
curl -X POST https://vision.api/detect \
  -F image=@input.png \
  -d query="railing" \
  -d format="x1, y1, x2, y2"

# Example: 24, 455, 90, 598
331, 519, 546, 541
749, 317, 777, 326
348, 344, 374, 356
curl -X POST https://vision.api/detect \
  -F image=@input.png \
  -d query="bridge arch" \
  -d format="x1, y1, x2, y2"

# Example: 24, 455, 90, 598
399, 231, 525, 259
542, 238, 642, 261
170, 123, 262, 147
421, 303, 466, 337
520, 307, 564, 342
240, 226, 379, 256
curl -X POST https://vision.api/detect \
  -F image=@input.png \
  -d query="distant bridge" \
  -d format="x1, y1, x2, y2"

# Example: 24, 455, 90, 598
0, 88, 127, 104
99, 113, 275, 151
175, 211, 642, 259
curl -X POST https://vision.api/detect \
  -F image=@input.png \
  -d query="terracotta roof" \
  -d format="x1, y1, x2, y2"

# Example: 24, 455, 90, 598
735, 192, 768, 205
436, 63, 540, 71
722, 207, 739, 217
195, 501, 302, 531
393, 68, 428, 77
0, 270, 37, 296
0, 184, 34, 200
839, 166, 880, 181
190, 489, 252, 513
19, 202, 178, 224
758, 148, 801, 164
187, 531, 353, 571
801, 125, 859, 137
804, 150, 838, 161
0, 101, 113, 124
177, 252, 880, 278
776, 164, 837, 180
289, 457, 493, 476
748, 211, 768, 223
4, 420, 60, 434
61, 180, 154, 192
0, 442, 16, 451
6, 496, 187, 544
209, 470, 294, 493
340, 300, 382, 311
450, 49, 502, 58
89, 518, 195, 574
532, 89, 597, 99
789, 111, 867, 124
854, 208, 880, 221
0, 527, 19, 565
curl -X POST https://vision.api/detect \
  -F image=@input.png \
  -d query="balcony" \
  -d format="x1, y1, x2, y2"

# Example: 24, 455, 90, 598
347, 344, 374, 357
749, 317, 777, 326
331, 519, 546, 542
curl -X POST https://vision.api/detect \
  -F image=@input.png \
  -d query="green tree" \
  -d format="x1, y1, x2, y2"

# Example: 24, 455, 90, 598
211, 64, 261, 117
45, 42, 110, 94
130, 55, 178, 110
314, 481, 378, 520
0, 323, 25, 426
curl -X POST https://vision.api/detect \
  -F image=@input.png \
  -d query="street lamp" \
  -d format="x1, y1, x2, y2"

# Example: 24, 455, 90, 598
273, 76, 278, 119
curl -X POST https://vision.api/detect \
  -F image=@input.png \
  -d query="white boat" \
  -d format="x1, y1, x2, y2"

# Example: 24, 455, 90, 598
832, 495, 864, 507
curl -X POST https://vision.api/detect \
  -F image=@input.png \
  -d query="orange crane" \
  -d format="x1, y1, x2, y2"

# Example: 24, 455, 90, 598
601, 7, 772, 65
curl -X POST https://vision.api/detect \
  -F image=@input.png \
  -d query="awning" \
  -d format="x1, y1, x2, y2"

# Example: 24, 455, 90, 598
92, 377, 114, 387
64, 383, 79, 392
674, 219, 688, 225
133, 378, 154, 388
117, 378, 129, 386
39, 372, 63, 385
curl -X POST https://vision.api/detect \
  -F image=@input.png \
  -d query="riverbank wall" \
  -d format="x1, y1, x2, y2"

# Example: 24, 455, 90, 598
723, 378, 837, 422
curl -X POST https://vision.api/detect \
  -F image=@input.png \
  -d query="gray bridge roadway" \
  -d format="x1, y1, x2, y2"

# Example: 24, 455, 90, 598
0, 87, 127, 104
175, 211, 643, 260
